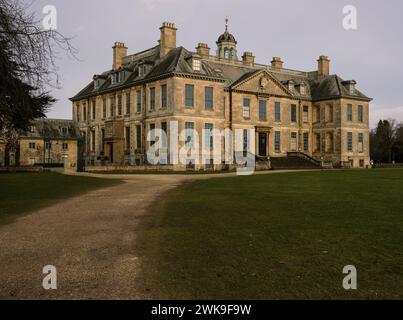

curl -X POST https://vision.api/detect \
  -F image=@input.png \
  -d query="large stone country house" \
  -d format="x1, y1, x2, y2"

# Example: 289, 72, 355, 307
70, 20, 371, 170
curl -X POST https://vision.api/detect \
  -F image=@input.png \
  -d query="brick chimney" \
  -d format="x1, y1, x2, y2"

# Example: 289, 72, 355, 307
317, 55, 330, 77
196, 43, 210, 58
160, 22, 177, 57
112, 42, 127, 70
242, 52, 255, 66
271, 57, 283, 69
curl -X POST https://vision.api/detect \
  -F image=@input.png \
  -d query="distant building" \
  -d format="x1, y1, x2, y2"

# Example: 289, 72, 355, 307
0, 119, 79, 169
70, 20, 371, 169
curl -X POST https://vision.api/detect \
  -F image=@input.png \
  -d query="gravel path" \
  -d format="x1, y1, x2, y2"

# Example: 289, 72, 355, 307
0, 170, 313, 299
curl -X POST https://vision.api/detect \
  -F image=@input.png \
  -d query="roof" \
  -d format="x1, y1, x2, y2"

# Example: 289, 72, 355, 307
19, 119, 80, 140
217, 31, 237, 44
71, 45, 371, 102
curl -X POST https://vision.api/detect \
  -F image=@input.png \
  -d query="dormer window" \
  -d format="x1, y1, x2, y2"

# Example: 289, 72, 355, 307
111, 73, 116, 85
342, 80, 357, 94
192, 58, 201, 72
94, 79, 99, 90
300, 84, 306, 95
138, 65, 147, 77
287, 81, 295, 91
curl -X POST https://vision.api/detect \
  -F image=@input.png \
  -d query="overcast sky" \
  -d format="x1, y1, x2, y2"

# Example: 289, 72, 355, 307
31, 0, 403, 128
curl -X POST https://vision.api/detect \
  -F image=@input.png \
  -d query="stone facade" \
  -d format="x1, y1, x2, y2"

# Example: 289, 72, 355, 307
0, 119, 79, 169
71, 21, 372, 169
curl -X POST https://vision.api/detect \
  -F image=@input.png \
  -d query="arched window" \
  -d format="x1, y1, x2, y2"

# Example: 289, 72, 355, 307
224, 47, 230, 59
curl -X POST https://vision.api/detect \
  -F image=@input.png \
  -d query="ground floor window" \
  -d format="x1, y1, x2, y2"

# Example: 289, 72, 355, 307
136, 125, 141, 149
347, 132, 353, 152
205, 123, 213, 149
125, 127, 131, 150
243, 129, 249, 152
359, 159, 365, 168
185, 122, 195, 148
358, 132, 364, 153
274, 131, 281, 152
303, 132, 309, 152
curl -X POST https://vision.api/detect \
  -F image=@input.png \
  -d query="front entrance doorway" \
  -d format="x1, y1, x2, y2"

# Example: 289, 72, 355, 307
258, 132, 267, 157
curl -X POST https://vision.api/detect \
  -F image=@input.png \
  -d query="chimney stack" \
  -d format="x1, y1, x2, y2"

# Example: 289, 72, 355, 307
112, 42, 128, 70
159, 22, 177, 57
271, 57, 283, 69
242, 52, 255, 66
196, 43, 210, 58
317, 55, 330, 77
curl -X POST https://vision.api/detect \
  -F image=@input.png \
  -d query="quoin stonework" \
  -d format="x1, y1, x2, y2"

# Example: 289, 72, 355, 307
70, 20, 372, 170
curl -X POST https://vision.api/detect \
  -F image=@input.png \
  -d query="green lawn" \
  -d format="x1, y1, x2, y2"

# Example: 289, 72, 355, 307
139, 169, 403, 299
0, 172, 121, 224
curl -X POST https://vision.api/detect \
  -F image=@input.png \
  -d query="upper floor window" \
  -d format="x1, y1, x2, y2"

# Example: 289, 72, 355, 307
358, 105, 363, 123
76, 103, 80, 122
243, 98, 250, 119
327, 105, 334, 122
92, 99, 96, 120
192, 59, 201, 72
275, 102, 281, 122
291, 104, 297, 122
102, 97, 107, 118
83, 103, 87, 121
29, 142, 36, 149
161, 84, 167, 109
347, 104, 353, 121
117, 94, 123, 116
126, 92, 131, 115
185, 84, 194, 108
149, 87, 156, 111
109, 96, 115, 117
62, 143, 68, 150
259, 100, 267, 121
205, 87, 213, 110
303, 106, 309, 123
136, 90, 142, 113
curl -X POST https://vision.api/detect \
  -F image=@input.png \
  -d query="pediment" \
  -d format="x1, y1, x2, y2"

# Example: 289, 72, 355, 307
231, 70, 293, 97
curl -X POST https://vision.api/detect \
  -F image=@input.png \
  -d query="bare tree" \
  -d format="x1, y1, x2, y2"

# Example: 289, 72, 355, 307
0, 0, 78, 90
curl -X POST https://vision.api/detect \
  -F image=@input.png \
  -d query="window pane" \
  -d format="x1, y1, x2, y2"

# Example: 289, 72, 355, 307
126, 93, 131, 115
137, 90, 141, 112
259, 100, 267, 121
150, 88, 155, 111
205, 87, 213, 109
275, 131, 281, 152
347, 104, 353, 121
275, 102, 281, 121
291, 104, 297, 122
243, 98, 250, 118
161, 85, 167, 109
185, 84, 194, 107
